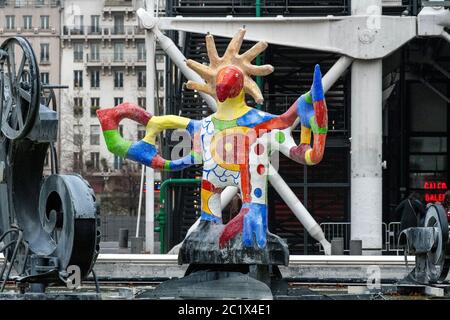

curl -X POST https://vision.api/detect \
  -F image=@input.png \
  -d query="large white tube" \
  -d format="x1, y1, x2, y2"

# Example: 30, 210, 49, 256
268, 165, 331, 255
350, 59, 383, 255
144, 0, 155, 253
350, 0, 383, 255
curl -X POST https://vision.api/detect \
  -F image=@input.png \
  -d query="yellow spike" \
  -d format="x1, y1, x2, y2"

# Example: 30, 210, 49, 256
205, 34, 220, 67
186, 59, 214, 80
223, 28, 246, 60
240, 41, 268, 62
243, 64, 274, 76
186, 80, 213, 96
244, 76, 264, 104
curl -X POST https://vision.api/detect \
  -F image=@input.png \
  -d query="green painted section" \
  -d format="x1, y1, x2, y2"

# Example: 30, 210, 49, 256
163, 160, 171, 171
212, 117, 238, 131
304, 91, 312, 104
275, 131, 285, 144
191, 150, 202, 163
103, 130, 132, 158
310, 116, 328, 134
158, 179, 201, 253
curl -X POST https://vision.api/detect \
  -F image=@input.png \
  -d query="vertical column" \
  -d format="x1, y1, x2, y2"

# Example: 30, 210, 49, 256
145, 0, 155, 253
350, 0, 383, 255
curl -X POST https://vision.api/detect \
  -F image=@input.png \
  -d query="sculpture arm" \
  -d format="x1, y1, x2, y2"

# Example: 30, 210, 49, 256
271, 64, 328, 165
97, 102, 202, 171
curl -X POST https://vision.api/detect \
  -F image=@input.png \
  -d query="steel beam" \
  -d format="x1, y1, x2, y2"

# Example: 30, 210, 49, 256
137, 13, 416, 60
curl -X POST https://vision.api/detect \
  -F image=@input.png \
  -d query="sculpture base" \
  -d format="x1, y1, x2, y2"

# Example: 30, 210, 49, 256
139, 269, 274, 300
178, 221, 289, 266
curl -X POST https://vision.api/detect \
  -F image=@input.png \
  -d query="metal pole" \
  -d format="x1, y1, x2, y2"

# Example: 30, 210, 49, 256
145, 0, 156, 253
350, 0, 383, 255
135, 164, 145, 237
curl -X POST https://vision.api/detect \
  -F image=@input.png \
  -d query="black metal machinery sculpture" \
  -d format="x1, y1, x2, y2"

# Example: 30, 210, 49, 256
399, 203, 450, 284
0, 36, 100, 293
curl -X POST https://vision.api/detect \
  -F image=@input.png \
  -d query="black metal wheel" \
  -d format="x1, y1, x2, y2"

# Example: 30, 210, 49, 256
424, 204, 450, 282
0, 37, 40, 140
38, 174, 100, 278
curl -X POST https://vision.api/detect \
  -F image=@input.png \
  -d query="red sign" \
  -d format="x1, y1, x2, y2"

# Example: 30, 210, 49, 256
424, 181, 448, 203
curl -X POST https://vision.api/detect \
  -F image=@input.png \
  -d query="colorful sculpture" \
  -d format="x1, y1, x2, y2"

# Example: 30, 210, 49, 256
97, 29, 327, 251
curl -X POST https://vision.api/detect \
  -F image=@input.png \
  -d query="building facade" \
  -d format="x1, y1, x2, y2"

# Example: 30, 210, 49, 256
60, 0, 165, 214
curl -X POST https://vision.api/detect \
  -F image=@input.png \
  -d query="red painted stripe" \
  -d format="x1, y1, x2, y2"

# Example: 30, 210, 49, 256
201, 179, 216, 192
254, 101, 298, 136
219, 207, 249, 248
96, 102, 152, 131
313, 100, 327, 128
310, 134, 326, 164
150, 155, 165, 169
240, 136, 252, 202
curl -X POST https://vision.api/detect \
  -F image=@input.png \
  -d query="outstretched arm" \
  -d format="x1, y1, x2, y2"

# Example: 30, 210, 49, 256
271, 64, 328, 165
97, 102, 202, 171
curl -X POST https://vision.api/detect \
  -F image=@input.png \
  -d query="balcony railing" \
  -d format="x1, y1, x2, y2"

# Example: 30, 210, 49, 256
63, 25, 144, 37
0, 0, 60, 7
85, 53, 146, 65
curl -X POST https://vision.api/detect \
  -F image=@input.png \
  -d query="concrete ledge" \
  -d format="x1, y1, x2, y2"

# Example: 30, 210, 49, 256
92, 254, 416, 282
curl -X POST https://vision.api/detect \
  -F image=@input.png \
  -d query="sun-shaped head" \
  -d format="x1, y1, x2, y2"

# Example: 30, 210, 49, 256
185, 28, 274, 105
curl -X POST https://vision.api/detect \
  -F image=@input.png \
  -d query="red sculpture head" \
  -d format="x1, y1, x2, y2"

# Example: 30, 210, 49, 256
215, 66, 244, 102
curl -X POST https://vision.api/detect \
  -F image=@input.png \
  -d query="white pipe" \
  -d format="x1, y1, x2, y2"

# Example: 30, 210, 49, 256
144, 0, 156, 253
151, 27, 218, 110
441, 30, 450, 44
268, 165, 331, 255
135, 165, 145, 238
350, 0, 383, 256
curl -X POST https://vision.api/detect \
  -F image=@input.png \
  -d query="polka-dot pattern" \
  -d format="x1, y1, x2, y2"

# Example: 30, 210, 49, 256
257, 164, 265, 175
224, 143, 233, 152
254, 188, 262, 198
254, 143, 264, 155
275, 131, 285, 144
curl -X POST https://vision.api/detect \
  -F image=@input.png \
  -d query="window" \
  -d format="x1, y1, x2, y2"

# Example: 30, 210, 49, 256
23, 16, 32, 30
73, 124, 83, 146
73, 15, 84, 34
138, 125, 146, 140
5, 16, 15, 30
114, 97, 123, 106
40, 72, 49, 85
90, 70, 100, 88
114, 71, 123, 88
74, 70, 83, 88
113, 15, 124, 34
157, 70, 164, 90
73, 97, 83, 117
40, 15, 49, 30
113, 43, 124, 62
40, 43, 49, 63
137, 97, 146, 109
156, 54, 164, 64
137, 71, 146, 88
90, 125, 100, 145
73, 43, 83, 62
114, 155, 123, 170
90, 43, 100, 62
90, 152, 100, 170
90, 97, 100, 116
73, 152, 83, 171
90, 15, 100, 34
137, 42, 146, 61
